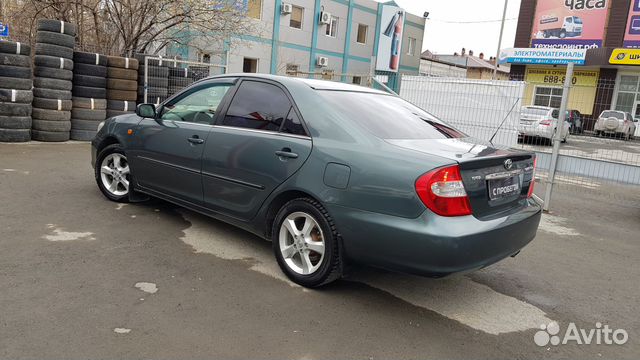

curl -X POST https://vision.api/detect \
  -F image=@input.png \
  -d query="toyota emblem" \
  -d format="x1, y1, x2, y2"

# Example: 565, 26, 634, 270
504, 159, 513, 170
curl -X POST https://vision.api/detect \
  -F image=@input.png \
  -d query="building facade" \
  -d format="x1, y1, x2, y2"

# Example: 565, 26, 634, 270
511, 0, 640, 133
169, 0, 425, 91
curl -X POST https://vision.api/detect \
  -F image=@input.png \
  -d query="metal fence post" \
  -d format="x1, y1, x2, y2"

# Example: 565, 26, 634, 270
543, 62, 574, 212
144, 56, 149, 104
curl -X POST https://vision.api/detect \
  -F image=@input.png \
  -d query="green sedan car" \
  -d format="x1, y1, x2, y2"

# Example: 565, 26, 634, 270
91, 74, 541, 288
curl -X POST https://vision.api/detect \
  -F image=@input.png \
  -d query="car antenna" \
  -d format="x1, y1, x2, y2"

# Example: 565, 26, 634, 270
489, 99, 520, 146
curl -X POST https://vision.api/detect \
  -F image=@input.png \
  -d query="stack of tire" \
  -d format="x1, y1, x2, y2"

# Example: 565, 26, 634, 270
0, 41, 33, 142
31, 19, 76, 142
71, 51, 108, 140
168, 66, 193, 96
134, 54, 168, 105
106, 55, 138, 118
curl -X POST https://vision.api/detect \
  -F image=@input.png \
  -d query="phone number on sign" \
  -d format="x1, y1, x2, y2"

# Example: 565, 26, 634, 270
543, 75, 578, 85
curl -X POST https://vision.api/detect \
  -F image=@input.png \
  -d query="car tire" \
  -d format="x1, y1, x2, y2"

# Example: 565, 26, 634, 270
34, 67, 73, 80
107, 67, 137, 81
71, 108, 106, 121
73, 51, 108, 66
107, 100, 136, 112
32, 97, 73, 111
34, 43, 73, 59
107, 89, 137, 101
107, 78, 137, 91
70, 129, 96, 141
0, 53, 32, 67
34, 55, 74, 70
32, 119, 72, 132
106, 109, 134, 118
37, 19, 78, 36
107, 56, 139, 70
31, 129, 70, 142
35, 31, 75, 48
71, 119, 101, 131
0, 76, 33, 90
32, 108, 71, 121
72, 86, 107, 99
0, 65, 32, 79
0, 41, 31, 56
73, 63, 107, 77
74, 74, 107, 88
272, 198, 343, 288
72, 97, 107, 110
95, 143, 131, 202
0, 116, 32, 129
0, 89, 33, 103
0, 128, 30, 142
33, 88, 71, 100
0, 103, 32, 116
34, 77, 72, 91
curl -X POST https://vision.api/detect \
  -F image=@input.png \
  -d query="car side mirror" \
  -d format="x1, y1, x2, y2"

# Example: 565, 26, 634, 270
136, 103, 157, 119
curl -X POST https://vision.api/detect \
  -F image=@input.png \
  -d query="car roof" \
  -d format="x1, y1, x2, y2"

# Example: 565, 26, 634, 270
205, 73, 390, 95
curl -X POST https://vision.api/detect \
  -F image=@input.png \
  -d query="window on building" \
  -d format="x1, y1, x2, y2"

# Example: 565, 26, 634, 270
247, 0, 262, 19
325, 16, 338, 37
533, 87, 563, 108
614, 75, 639, 113
352, 76, 362, 85
243, 58, 258, 73
406, 37, 417, 56
286, 64, 299, 76
290, 5, 303, 29
201, 53, 211, 63
223, 81, 292, 131
356, 24, 367, 44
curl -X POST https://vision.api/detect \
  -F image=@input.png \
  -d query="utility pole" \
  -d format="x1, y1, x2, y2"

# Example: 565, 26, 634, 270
492, 0, 508, 80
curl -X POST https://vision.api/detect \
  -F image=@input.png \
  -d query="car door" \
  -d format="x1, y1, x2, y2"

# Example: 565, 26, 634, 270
130, 79, 236, 205
201, 79, 312, 220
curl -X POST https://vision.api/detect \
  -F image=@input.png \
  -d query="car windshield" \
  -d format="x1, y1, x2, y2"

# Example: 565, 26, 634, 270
601, 111, 624, 119
317, 91, 465, 139
522, 108, 550, 116
574, 17, 582, 24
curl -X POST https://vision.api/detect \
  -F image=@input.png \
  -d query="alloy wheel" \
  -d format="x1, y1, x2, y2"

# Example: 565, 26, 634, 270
100, 153, 130, 197
278, 211, 326, 275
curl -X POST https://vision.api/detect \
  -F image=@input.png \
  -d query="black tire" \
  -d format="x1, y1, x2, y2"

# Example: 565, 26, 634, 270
107, 78, 137, 91
107, 89, 137, 101
35, 31, 75, 48
74, 74, 107, 88
0, 76, 33, 90
107, 100, 136, 111
95, 143, 130, 202
37, 19, 77, 37
73, 63, 107, 77
31, 129, 70, 142
138, 66, 169, 78
107, 56, 139, 70
32, 119, 71, 132
139, 76, 169, 88
71, 108, 106, 121
34, 67, 73, 80
0, 116, 32, 129
34, 77, 72, 91
272, 198, 343, 287
0, 128, 30, 142
32, 108, 70, 121
70, 129, 96, 141
0, 103, 32, 116
34, 55, 74, 70
33, 88, 72, 100
0, 41, 31, 56
72, 86, 107, 98
35, 43, 73, 59
140, 86, 168, 97
0, 53, 31, 67
107, 67, 137, 80
0, 65, 32, 79
72, 97, 107, 110
73, 51, 108, 66
32, 97, 72, 111
0, 89, 33, 103
71, 118, 101, 131
106, 109, 134, 118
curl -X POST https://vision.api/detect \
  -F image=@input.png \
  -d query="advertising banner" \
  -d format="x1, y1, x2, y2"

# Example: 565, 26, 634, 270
376, 5, 405, 72
525, 67, 599, 87
609, 48, 640, 64
530, 0, 609, 49
623, 0, 640, 48
499, 48, 586, 65
0, 22, 8, 37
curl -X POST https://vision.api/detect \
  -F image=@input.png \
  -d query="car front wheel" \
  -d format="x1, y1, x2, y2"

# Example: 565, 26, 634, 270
272, 198, 343, 287
95, 143, 131, 202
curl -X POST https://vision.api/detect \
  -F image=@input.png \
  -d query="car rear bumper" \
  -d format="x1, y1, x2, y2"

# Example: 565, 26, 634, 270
327, 199, 542, 277
518, 124, 554, 139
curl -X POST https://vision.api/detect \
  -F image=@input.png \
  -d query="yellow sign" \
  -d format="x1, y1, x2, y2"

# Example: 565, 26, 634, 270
609, 49, 640, 65
525, 67, 599, 87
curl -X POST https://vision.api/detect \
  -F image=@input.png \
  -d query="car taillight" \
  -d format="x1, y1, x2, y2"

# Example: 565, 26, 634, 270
415, 165, 472, 217
527, 156, 537, 198
540, 119, 552, 126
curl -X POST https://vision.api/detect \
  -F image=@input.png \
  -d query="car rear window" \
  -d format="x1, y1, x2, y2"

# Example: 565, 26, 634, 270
601, 111, 624, 119
317, 91, 465, 139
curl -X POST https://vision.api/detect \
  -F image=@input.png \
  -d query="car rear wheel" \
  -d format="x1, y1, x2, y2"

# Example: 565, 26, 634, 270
95, 144, 130, 202
272, 198, 343, 287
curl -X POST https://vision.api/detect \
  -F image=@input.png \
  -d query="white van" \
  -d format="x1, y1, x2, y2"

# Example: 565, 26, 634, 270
540, 16, 583, 39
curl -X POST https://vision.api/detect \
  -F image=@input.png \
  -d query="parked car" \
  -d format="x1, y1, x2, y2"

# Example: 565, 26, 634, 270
518, 105, 570, 144
594, 110, 637, 140
567, 109, 583, 134
91, 74, 541, 288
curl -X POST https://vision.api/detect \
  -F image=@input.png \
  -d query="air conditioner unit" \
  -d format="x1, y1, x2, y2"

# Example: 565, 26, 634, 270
320, 11, 332, 25
281, 3, 292, 14
317, 56, 329, 67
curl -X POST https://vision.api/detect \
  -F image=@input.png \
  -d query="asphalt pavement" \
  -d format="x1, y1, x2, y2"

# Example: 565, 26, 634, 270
0, 142, 638, 359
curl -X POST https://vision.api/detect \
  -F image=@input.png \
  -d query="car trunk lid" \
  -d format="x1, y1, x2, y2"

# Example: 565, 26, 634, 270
386, 137, 535, 220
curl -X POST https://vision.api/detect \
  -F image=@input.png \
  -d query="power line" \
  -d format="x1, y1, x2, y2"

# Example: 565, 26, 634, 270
429, 17, 517, 24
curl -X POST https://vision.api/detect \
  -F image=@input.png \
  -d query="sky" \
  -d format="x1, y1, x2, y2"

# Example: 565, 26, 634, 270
374, 0, 522, 56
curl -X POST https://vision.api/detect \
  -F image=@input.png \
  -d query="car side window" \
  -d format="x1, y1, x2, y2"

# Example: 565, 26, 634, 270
281, 107, 307, 136
551, 110, 559, 119
222, 81, 291, 131
160, 83, 233, 124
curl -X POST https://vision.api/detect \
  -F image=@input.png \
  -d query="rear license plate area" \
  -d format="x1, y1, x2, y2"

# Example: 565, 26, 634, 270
488, 176, 520, 200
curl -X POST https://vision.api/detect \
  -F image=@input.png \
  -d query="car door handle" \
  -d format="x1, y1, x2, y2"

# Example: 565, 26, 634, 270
188, 136, 204, 144
275, 148, 298, 159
